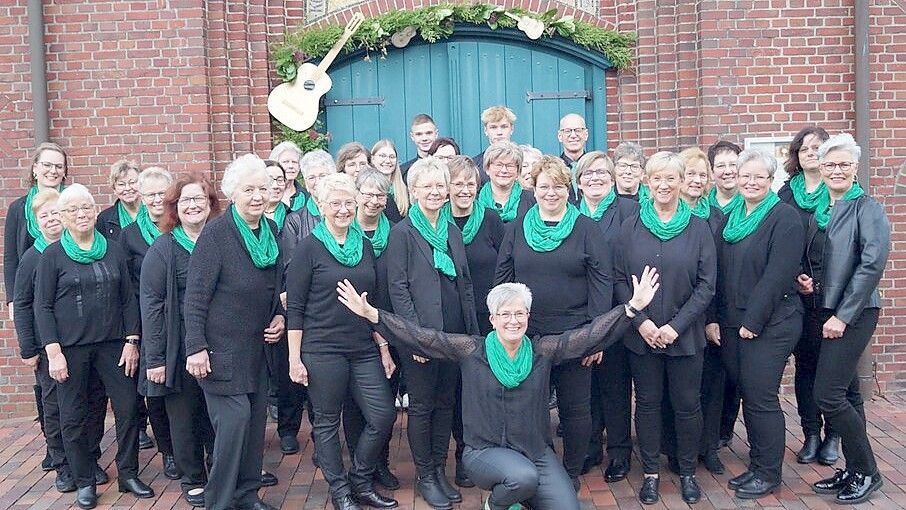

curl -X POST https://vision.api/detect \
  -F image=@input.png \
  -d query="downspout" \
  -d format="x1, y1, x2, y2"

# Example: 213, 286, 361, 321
28, 0, 49, 144
854, 1, 875, 398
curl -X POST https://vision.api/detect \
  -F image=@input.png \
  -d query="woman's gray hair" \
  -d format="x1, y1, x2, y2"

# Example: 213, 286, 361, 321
137, 166, 173, 191
486, 282, 533, 315
221, 153, 267, 198
268, 140, 302, 161
818, 132, 862, 162
519, 145, 543, 163
58, 183, 96, 209
483, 141, 524, 171
300, 149, 337, 178
108, 159, 140, 187
644, 151, 685, 178
355, 168, 391, 194
613, 141, 646, 166
315, 172, 358, 203
407, 156, 450, 190
736, 148, 779, 178
447, 155, 481, 184
576, 151, 616, 181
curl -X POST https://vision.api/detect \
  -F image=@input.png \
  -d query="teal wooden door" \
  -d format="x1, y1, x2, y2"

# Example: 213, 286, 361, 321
325, 34, 608, 160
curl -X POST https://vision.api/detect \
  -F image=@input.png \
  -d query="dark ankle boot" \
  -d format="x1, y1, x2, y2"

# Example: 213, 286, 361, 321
797, 434, 821, 464
454, 461, 474, 488
416, 474, 452, 510
433, 466, 462, 503
817, 434, 841, 466
680, 475, 701, 504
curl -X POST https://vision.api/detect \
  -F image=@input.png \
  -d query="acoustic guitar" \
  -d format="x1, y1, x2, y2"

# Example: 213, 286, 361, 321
268, 13, 365, 131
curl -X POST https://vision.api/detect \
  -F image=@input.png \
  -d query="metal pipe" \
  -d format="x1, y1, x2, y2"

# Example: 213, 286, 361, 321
28, 0, 49, 144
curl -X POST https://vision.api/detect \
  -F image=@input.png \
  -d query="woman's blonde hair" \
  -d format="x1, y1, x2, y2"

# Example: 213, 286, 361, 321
371, 139, 410, 216
644, 151, 685, 178
108, 159, 140, 187
31, 189, 60, 216
28, 142, 68, 187
315, 172, 358, 203
531, 155, 571, 187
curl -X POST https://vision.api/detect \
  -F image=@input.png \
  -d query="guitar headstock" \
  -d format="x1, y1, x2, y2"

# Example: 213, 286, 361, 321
343, 12, 365, 37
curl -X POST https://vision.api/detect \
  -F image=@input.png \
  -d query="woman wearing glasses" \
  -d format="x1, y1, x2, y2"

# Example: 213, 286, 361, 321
385, 157, 480, 510
97, 160, 143, 240
282, 150, 337, 266
371, 140, 410, 222
706, 141, 743, 213
476, 142, 534, 223
263, 160, 290, 232
612, 142, 646, 200
494, 156, 612, 490
268, 141, 305, 210
336, 142, 372, 179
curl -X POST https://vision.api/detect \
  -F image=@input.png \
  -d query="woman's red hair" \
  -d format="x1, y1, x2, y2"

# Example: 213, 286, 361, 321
158, 172, 222, 233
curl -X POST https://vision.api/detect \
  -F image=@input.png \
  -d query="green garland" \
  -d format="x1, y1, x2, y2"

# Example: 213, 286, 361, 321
274, 4, 635, 83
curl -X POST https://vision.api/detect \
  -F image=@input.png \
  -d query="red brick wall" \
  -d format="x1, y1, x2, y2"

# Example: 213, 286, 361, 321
1, 0, 904, 418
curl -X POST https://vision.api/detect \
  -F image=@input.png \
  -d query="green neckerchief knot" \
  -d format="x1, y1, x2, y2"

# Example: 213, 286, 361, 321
789, 172, 828, 213
358, 213, 390, 257
312, 221, 364, 267
722, 191, 781, 243
638, 186, 651, 202
60, 229, 107, 264
171, 225, 196, 253
290, 192, 307, 212
230, 205, 279, 269
409, 204, 457, 279
485, 331, 533, 389
477, 181, 522, 222
640, 198, 693, 241
688, 195, 712, 219
117, 201, 143, 229
579, 188, 616, 221
444, 202, 485, 245
136, 206, 162, 246
271, 202, 288, 232
708, 187, 743, 214
522, 203, 580, 253
815, 182, 864, 231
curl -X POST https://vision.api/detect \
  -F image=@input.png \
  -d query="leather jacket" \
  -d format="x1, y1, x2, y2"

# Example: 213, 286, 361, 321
807, 195, 890, 324
280, 208, 319, 270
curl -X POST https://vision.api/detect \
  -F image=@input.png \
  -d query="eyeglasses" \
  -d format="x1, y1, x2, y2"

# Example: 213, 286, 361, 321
559, 128, 587, 136
62, 204, 94, 215
535, 184, 568, 194
38, 210, 62, 219
373, 153, 397, 160
415, 183, 447, 193
490, 162, 519, 171
142, 191, 167, 200
737, 174, 771, 183
178, 195, 208, 206
269, 176, 287, 186
360, 192, 387, 202
649, 175, 679, 186
38, 161, 65, 171
615, 162, 642, 172
713, 162, 737, 171
580, 169, 612, 179
326, 200, 357, 211
239, 186, 269, 197
114, 179, 138, 190
450, 181, 478, 190
495, 311, 528, 321
821, 162, 855, 172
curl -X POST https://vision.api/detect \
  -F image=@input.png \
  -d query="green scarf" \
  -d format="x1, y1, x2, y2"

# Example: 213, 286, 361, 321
815, 182, 864, 231
358, 214, 391, 257
640, 198, 692, 241
579, 188, 616, 221
136, 206, 162, 246
306, 196, 321, 217
60, 230, 107, 264
708, 187, 743, 214
485, 331, 533, 389
271, 202, 288, 232
312, 221, 364, 267
290, 191, 307, 212
638, 186, 651, 202
444, 202, 485, 245
477, 182, 522, 222
409, 204, 457, 279
171, 225, 196, 253
522, 203, 580, 253
688, 196, 711, 219
788, 172, 827, 213
722, 191, 781, 243
23, 186, 48, 246
117, 201, 142, 229
33, 236, 49, 253
230, 205, 279, 269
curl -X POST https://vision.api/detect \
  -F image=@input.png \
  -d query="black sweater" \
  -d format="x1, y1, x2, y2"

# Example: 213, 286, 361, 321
183, 214, 283, 396
286, 234, 377, 354
34, 240, 140, 347
4, 196, 33, 303
13, 246, 43, 358
373, 305, 631, 462
96, 201, 134, 241
494, 214, 612, 337
453, 210, 505, 334
120, 222, 152, 305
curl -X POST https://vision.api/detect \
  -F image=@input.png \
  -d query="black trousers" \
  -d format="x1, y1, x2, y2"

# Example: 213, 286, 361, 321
721, 317, 801, 484
266, 336, 308, 439
463, 446, 579, 510
56, 341, 140, 488
629, 350, 703, 475
719, 374, 741, 441
305, 350, 395, 498
588, 341, 632, 462
663, 343, 725, 459
137, 394, 173, 454
400, 354, 458, 477
204, 370, 267, 510
814, 308, 878, 475
343, 346, 401, 467
165, 369, 215, 490
550, 358, 592, 478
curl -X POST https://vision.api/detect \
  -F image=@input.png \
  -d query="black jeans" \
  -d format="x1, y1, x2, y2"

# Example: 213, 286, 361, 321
343, 346, 401, 467
629, 350, 703, 475
720, 374, 741, 441
463, 446, 579, 510
137, 394, 173, 455
664, 343, 725, 459
56, 341, 140, 488
165, 369, 215, 490
550, 359, 592, 478
305, 350, 395, 498
814, 308, 878, 475
266, 336, 308, 439
400, 354, 459, 477
591, 341, 632, 463
721, 317, 801, 484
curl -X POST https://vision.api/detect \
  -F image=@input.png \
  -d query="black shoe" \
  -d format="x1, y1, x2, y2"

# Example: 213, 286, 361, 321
797, 434, 821, 464
332, 495, 363, 510
813, 469, 852, 494
118, 477, 155, 498
184, 487, 205, 507
666, 456, 680, 475
728, 470, 755, 489
261, 470, 279, 487
680, 475, 701, 504
280, 435, 300, 455
163, 453, 181, 480
581, 450, 604, 475
638, 476, 659, 505
353, 489, 398, 508
76, 485, 98, 509
416, 474, 452, 510
817, 435, 840, 466
375, 463, 400, 490
700, 453, 725, 475
94, 464, 109, 485
55, 470, 77, 493
42, 451, 54, 471
434, 466, 462, 503
836, 471, 883, 504
734, 476, 780, 499
454, 462, 474, 488
138, 428, 154, 450
238, 499, 279, 510
604, 458, 630, 483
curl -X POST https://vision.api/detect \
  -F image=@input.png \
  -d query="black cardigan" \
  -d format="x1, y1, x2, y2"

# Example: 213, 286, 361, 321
13, 246, 43, 359
183, 214, 284, 396
4, 196, 32, 303
96, 201, 137, 241
453, 210, 505, 334
120, 222, 152, 306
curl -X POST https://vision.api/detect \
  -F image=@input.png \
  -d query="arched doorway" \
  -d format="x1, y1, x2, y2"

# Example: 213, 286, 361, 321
323, 26, 612, 159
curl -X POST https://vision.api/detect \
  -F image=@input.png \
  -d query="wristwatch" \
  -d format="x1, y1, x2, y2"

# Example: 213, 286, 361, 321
125, 337, 140, 345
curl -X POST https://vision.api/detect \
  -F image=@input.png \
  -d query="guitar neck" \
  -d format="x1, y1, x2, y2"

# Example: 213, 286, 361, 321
313, 32, 355, 80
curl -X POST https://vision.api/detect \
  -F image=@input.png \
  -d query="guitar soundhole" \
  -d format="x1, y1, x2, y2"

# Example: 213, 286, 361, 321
303, 80, 316, 91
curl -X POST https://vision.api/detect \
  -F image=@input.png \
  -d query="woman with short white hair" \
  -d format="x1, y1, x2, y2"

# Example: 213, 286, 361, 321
477, 142, 533, 223
183, 154, 285, 510
269, 141, 304, 208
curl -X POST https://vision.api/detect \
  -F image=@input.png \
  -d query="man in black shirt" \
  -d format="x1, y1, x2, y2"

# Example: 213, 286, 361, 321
400, 114, 438, 179
472, 106, 516, 170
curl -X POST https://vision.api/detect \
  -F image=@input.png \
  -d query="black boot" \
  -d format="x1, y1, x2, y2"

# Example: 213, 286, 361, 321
817, 435, 840, 466
835, 472, 883, 504
454, 461, 474, 488
796, 434, 821, 464
374, 463, 400, 491
353, 489, 398, 508
680, 475, 701, 504
604, 457, 630, 483
813, 469, 852, 494
416, 474, 452, 510
162, 453, 181, 480
138, 428, 154, 450
55, 469, 77, 493
638, 476, 659, 505
76, 485, 98, 509
727, 470, 754, 489
434, 466, 462, 503
94, 464, 109, 485
41, 450, 54, 471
